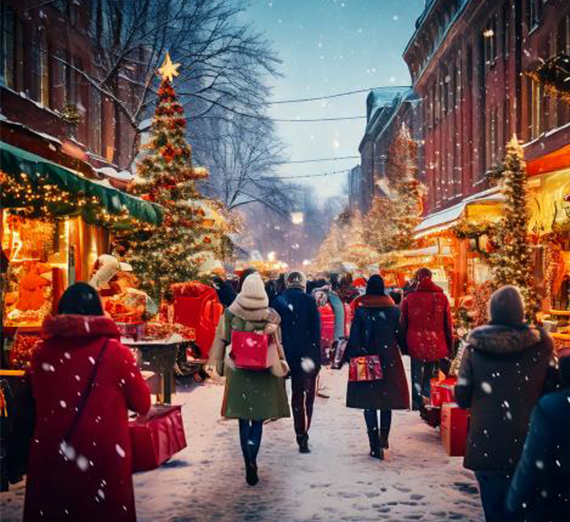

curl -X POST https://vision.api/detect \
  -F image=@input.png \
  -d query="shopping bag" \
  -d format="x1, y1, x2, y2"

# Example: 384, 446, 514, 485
431, 377, 457, 407
440, 402, 469, 457
348, 355, 383, 382
332, 339, 348, 369
129, 405, 187, 472
230, 331, 269, 371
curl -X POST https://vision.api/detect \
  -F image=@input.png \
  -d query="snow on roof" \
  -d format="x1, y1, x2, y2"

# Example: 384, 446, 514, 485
95, 166, 134, 182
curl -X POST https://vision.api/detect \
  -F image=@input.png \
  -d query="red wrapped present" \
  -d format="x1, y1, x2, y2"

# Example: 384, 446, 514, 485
230, 331, 269, 370
129, 405, 187, 472
431, 377, 457, 407
440, 402, 469, 457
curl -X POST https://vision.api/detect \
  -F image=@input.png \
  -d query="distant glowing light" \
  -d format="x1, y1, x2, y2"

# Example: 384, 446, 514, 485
291, 212, 304, 225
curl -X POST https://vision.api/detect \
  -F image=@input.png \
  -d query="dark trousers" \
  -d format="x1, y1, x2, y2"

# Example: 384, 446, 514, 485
238, 419, 263, 464
291, 371, 317, 438
364, 409, 392, 435
475, 471, 514, 522
410, 359, 438, 410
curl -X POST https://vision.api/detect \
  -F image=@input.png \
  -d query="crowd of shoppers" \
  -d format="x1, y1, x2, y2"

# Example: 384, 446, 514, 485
14, 268, 568, 522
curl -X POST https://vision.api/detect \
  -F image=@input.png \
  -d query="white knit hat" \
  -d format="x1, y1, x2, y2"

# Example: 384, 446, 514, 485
237, 273, 269, 309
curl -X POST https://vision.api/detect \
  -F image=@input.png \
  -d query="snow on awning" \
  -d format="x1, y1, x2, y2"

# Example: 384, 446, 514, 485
414, 188, 504, 238
1, 141, 163, 226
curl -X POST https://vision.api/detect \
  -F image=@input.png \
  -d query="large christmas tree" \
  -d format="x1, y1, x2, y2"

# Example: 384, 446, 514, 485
490, 135, 540, 321
127, 53, 219, 301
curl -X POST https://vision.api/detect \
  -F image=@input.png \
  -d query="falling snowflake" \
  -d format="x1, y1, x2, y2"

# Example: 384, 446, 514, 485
116, 444, 126, 458
480, 382, 492, 394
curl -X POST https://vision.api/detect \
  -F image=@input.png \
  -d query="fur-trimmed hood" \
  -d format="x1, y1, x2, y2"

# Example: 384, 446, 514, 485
359, 295, 395, 308
467, 324, 542, 355
42, 314, 120, 340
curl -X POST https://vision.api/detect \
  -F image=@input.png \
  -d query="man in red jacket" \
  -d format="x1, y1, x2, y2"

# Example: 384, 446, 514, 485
400, 268, 454, 411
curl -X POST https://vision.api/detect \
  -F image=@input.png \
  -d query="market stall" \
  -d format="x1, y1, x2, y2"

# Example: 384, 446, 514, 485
0, 140, 163, 369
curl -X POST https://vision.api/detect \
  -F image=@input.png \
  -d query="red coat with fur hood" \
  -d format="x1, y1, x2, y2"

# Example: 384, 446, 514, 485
400, 277, 454, 361
24, 315, 151, 522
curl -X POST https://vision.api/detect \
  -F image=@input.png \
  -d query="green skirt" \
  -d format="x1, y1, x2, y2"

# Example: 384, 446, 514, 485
222, 366, 291, 421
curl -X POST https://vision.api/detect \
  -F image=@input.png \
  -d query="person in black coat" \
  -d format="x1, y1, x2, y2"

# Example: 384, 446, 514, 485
454, 285, 554, 522
506, 349, 570, 522
342, 275, 409, 460
272, 271, 321, 453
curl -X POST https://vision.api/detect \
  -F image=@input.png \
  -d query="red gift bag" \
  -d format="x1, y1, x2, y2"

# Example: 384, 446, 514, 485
230, 331, 269, 371
129, 405, 187, 472
348, 355, 383, 382
440, 402, 469, 457
431, 377, 457, 407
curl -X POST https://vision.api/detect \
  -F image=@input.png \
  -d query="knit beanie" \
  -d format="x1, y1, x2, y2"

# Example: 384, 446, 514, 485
366, 274, 385, 296
286, 271, 307, 290
237, 273, 269, 309
488, 285, 525, 326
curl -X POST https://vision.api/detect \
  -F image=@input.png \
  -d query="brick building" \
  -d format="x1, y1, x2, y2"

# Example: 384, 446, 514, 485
0, 0, 141, 176
357, 86, 423, 214
403, 0, 570, 215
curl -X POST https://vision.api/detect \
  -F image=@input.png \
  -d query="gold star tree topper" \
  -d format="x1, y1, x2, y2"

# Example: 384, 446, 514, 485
158, 52, 181, 82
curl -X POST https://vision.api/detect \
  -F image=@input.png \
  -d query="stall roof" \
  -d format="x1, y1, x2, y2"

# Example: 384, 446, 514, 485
1, 141, 163, 226
414, 188, 504, 238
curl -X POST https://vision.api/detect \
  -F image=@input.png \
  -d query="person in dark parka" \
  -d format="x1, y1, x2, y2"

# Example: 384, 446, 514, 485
272, 271, 321, 453
506, 349, 570, 522
455, 285, 554, 522
343, 275, 410, 460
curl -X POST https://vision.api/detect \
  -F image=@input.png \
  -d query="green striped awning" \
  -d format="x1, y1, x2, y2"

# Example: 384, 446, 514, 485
0, 141, 162, 226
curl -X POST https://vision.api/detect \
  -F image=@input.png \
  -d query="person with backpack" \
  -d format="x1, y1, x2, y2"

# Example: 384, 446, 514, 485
341, 275, 409, 459
24, 283, 151, 522
400, 267, 454, 411
210, 273, 290, 486
272, 271, 321, 453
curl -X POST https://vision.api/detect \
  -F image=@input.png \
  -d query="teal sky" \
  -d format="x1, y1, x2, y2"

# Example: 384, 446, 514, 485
242, 0, 426, 199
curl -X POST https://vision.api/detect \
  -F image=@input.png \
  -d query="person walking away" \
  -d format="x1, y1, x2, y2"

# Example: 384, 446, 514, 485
209, 273, 290, 485
454, 285, 554, 522
400, 267, 453, 410
506, 348, 570, 522
273, 271, 321, 453
23, 283, 151, 522
341, 275, 409, 459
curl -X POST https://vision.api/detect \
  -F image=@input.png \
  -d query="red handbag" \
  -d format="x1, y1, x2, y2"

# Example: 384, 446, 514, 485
348, 355, 383, 382
129, 405, 187, 472
440, 402, 470, 456
230, 331, 270, 371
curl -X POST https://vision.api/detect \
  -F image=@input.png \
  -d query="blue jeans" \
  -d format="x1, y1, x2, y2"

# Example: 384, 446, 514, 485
475, 471, 515, 522
238, 419, 263, 464
364, 409, 392, 435
410, 359, 438, 410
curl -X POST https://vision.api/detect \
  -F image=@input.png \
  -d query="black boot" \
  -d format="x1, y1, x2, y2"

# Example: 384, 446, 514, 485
367, 430, 384, 460
245, 460, 258, 486
379, 430, 390, 450
297, 434, 310, 454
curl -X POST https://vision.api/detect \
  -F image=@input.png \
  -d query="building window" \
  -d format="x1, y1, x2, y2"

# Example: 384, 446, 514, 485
527, 0, 543, 32
39, 31, 49, 107
483, 16, 498, 68
531, 80, 542, 139
502, 2, 510, 59
0, 4, 15, 89
90, 86, 102, 154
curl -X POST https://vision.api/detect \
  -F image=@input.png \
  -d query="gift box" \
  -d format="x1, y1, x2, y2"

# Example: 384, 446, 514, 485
230, 331, 269, 370
431, 377, 457, 407
440, 402, 469, 457
117, 321, 146, 341
129, 405, 187, 472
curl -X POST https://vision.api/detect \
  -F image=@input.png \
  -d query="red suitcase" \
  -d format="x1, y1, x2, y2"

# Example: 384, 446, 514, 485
129, 405, 187, 472
440, 402, 469, 457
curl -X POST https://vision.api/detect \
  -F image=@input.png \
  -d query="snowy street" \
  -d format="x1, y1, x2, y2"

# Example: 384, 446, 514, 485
2, 368, 484, 522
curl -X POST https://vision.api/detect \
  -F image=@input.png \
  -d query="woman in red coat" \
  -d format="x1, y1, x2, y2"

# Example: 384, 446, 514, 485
24, 282, 151, 522
400, 268, 454, 411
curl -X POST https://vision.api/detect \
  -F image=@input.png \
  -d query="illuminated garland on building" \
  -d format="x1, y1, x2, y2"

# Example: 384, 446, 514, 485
0, 170, 157, 232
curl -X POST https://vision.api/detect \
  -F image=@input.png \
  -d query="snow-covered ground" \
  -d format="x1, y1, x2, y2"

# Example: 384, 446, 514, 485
1, 368, 484, 522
